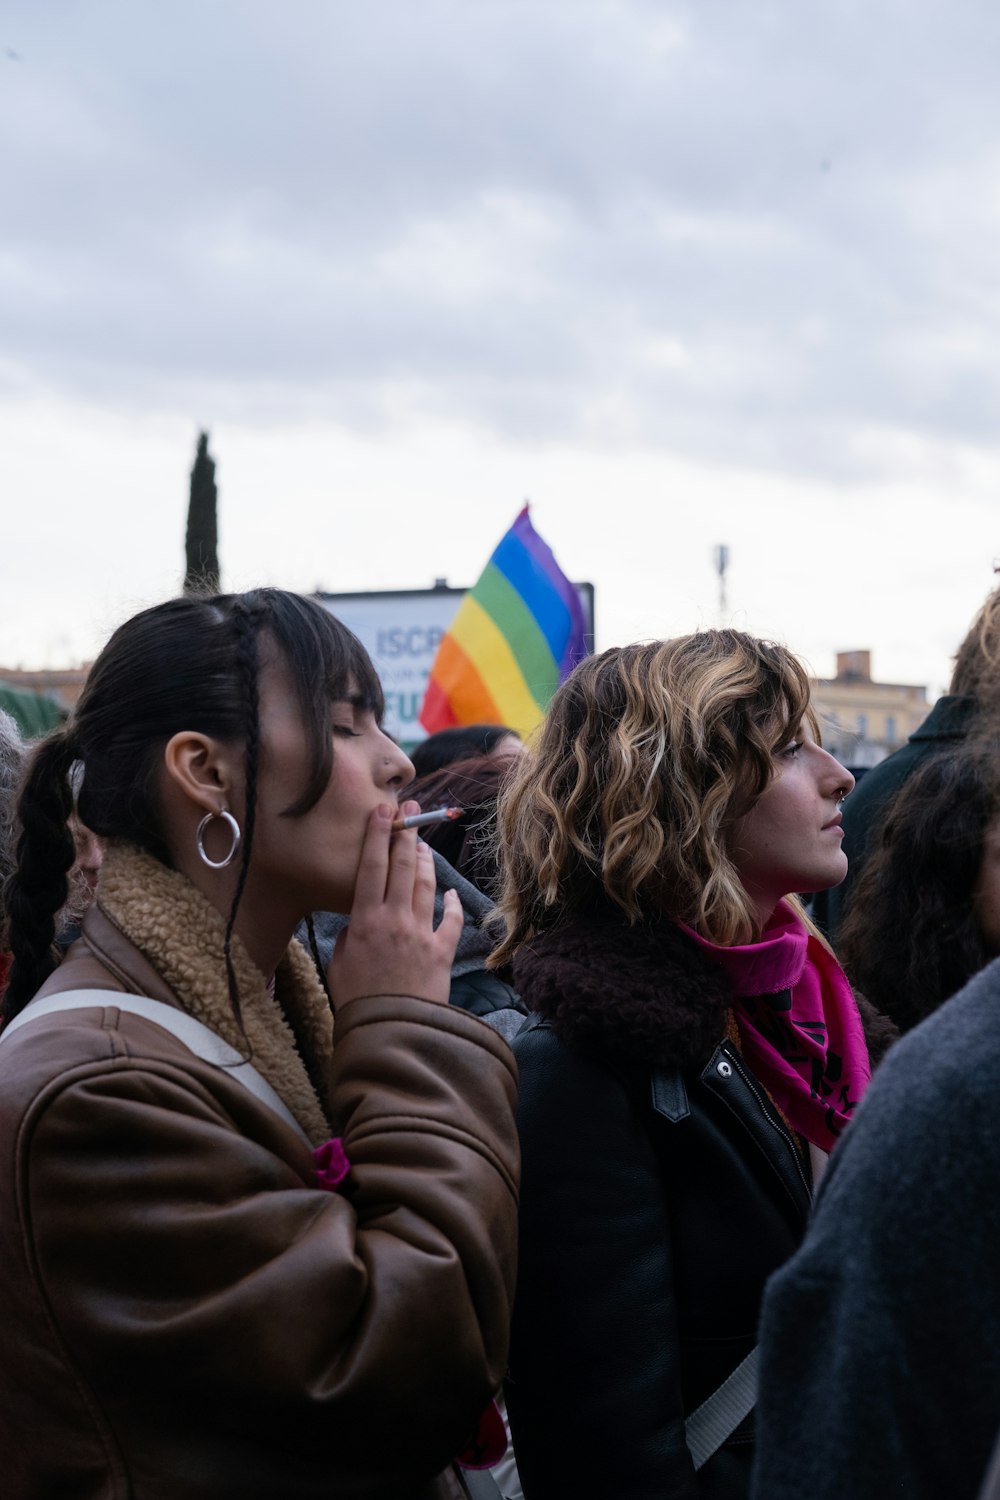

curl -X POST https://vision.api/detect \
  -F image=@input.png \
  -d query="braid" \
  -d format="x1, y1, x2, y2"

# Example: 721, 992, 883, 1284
3, 730, 78, 1025
222, 600, 264, 1024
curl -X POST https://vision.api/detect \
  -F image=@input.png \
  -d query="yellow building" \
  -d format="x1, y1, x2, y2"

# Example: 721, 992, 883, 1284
809, 651, 928, 769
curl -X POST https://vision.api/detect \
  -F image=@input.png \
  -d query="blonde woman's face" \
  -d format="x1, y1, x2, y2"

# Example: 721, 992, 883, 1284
728, 730, 854, 921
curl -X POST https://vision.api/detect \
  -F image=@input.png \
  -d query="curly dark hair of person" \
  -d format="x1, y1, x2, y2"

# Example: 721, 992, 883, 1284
838, 745, 1000, 1033
409, 723, 520, 779
2, 589, 382, 1026
404, 752, 515, 898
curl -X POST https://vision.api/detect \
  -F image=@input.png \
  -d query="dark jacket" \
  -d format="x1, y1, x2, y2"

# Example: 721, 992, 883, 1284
811, 694, 975, 938
0, 909, 520, 1500
751, 954, 1000, 1500
980, 1431, 1000, 1500
505, 909, 891, 1500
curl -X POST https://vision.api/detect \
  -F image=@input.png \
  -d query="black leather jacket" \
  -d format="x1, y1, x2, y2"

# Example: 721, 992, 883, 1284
506, 909, 889, 1500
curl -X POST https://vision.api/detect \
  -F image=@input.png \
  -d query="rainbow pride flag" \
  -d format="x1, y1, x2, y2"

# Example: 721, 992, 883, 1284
419, 507, 588, 738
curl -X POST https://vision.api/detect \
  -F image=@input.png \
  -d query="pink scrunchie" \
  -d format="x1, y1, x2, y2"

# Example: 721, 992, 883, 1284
312, 1137, 351, 1192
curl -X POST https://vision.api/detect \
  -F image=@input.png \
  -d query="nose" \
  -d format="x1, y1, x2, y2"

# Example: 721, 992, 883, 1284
378, 731, 415, 789
822, 748, 855, 800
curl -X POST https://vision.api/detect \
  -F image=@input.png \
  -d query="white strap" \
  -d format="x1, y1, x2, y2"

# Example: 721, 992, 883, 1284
1, 990, 309, 1144
684, 1344, 758, 1471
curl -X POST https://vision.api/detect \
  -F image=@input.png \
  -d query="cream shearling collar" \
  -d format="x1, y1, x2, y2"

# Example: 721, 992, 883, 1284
96, 843, 334, 1145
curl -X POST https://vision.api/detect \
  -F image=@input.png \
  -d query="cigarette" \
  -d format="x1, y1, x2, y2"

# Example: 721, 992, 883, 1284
391, 805, 463, 832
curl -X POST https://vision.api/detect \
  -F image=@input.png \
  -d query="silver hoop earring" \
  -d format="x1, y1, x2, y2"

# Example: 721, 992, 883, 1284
196, 809, 242, 870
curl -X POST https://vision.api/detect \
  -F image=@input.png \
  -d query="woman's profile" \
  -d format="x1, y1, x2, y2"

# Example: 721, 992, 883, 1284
492, 631, 894, 1500
0, 588, 519, 1500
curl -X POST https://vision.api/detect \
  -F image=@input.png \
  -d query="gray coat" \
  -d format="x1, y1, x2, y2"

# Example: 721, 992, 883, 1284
751, 954, 1000, 1500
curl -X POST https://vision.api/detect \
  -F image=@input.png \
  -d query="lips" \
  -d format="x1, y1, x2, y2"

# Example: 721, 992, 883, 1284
822, 812, 844, 831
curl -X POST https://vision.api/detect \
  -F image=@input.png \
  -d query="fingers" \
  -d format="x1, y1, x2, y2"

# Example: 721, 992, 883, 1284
384, 800, 420, 909
437, 888, 464, 948
350, 804, 394, 916
436, 887, 464, 965
411, 840, 437, 927
333, 803, 461, 1011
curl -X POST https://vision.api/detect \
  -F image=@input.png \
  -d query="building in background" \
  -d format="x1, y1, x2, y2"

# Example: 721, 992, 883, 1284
0, 665, 89, 736
809, 651, 928, 770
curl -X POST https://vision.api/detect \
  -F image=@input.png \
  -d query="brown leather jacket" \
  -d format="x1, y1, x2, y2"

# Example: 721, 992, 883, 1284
0, 911, 519, 1499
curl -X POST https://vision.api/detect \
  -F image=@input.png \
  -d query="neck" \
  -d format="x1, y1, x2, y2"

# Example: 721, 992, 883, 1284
743, 892, 780, 941
168, 852, 300, 983
230, 900, 298, 981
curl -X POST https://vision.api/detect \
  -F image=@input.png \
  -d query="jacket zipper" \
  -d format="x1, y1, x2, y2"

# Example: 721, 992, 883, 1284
715, 1041, 812, 1208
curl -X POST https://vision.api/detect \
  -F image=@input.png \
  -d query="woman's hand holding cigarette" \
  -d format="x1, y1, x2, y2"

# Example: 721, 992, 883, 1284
328, 802, 462, 1009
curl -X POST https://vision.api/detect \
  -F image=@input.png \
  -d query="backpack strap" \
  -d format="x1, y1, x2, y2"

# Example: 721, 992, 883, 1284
0, 989, 310, 1144
684, 1344, 758, 1470
460, 1471, 507, 1500
624, 1063, 759, 1471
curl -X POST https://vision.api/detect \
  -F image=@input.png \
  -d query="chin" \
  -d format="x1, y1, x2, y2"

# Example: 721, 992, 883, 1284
804, 864, 849, 895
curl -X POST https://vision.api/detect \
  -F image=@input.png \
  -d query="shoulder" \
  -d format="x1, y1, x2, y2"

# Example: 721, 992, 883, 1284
812, 961, 1000, 1233
448, 968, 525, 1018
0, 1002, 267, 1142
514, 1012, 624, 1091
842, 745, 919, 827
512, 911, 731, 1072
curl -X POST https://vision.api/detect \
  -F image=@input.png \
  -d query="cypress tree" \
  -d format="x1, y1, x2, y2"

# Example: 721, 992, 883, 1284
183, 430, 220, 595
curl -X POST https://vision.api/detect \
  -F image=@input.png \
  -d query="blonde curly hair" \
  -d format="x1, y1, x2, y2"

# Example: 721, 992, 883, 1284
490, 629, 817, 963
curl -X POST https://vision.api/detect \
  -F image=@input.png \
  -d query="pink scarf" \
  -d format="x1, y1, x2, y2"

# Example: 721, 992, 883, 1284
679, 902, 870, 1152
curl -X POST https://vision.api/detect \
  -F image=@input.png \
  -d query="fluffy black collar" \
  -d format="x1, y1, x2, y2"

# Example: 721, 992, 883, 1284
512, 908, 732, 1071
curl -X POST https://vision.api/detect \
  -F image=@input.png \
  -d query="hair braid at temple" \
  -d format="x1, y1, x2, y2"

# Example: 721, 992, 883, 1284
222, 600, 265, 1024
2, 729, 79, 1025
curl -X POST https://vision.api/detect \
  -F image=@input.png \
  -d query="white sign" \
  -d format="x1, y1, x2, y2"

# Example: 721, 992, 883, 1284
317, 583, 595, 747
317, 588, 464, 745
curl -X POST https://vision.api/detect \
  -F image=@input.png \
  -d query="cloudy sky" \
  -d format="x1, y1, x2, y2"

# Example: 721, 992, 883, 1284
3, 0, 1000, 694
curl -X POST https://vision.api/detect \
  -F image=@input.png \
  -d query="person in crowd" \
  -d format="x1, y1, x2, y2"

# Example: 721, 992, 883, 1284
406, 752, 514, 901
750, 945, 1000, 1500
491, 632, 894, 1500
812, 584, 1000, 938
838, 744, 1000, 1032
0, 588, 519, 1500
410, 723, 522, 780
0, 708, 25, 994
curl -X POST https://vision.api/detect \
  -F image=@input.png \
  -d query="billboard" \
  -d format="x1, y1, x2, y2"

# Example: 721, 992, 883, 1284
317, 583, 595, 746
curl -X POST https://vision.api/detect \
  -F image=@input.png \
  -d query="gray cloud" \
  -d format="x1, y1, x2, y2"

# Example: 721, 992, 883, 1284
4, 0, 1000, 476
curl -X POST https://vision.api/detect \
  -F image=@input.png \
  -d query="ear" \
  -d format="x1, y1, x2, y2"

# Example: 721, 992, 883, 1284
162, 732, 241, 816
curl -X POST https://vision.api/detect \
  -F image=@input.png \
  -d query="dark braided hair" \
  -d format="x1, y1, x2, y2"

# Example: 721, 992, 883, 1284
222, 600, 264, 1022
3, 588, 382, 1026
3, 730, 78, 1009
